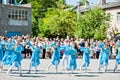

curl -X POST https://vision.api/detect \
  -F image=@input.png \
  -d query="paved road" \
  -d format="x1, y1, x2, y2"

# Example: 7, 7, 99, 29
0, 59, 120, 80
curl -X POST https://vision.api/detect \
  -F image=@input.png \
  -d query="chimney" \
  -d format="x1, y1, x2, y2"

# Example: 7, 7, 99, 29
99, 0, 106, 5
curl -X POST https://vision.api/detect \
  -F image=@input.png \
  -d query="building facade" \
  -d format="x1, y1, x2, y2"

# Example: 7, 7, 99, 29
0, 0, 32, 37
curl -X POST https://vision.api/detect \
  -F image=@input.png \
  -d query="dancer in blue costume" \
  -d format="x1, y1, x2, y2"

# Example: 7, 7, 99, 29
2, 38, 14, 66
67, 42, 77, 74
113, 41, 120, 72
80, 42, 90, 72
7, 39, 24, 76
98, 42, 110, 72
46, 41, 63, 73
0, 42, 3, 71
28, 41, 41, 73
62, 40, 72, 69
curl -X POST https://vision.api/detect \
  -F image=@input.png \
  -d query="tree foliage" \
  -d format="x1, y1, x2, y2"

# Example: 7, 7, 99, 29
39, 9, 77, 38
76, 7, 110, 40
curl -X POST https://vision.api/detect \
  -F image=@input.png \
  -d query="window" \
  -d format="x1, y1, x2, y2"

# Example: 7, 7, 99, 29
117, 12, 120, 22
8, 8, 28, 20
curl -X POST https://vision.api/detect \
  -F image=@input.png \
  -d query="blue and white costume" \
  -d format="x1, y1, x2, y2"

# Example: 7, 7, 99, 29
51, 46, 62, 65
67, 48, 77, 70
80, 47, 90, 69
100, 47, 110, 66
116, 42, 120, 64
62, 44, 72, 69
0, 43, 3, 68
2, 42, 14, 65
30, 46, 41, 67
7, 43, 23, 76
98, 42, 104, 66
114, 41, 120, 72
0, 43, 3, 62
11, 44, 24, 67
98, 42, 110, 72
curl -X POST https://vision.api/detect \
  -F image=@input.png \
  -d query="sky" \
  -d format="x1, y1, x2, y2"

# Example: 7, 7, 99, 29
66, 0, 111, 6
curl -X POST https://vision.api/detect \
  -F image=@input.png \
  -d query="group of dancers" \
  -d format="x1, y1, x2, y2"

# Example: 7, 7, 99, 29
0, 35, 120, 76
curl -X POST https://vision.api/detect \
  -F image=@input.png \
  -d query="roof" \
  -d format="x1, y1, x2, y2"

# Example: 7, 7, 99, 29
102, 2, 120, 9
74, 2, 120, 12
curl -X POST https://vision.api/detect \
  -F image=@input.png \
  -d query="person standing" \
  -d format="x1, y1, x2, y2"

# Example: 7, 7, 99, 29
7, 39, 24, 76
46, 41, 62, 73
113, 41, 120, 72
28, 41, 41, 73
98, 42, 110, 72
80, 42, 90, 72
67, 42, 77, 75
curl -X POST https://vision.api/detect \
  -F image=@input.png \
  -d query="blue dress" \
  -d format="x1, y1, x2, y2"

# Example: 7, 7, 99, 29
80, 47, 90, 68
0, 43, 3, 61
116, 42, 120, 64
98, 42, 104, 65
99, 47, 110, 65
11, 44, 24, 67
31, 46, 41, 67
67, 48, 77, 70
2, 42, 14, 65
51, 46, 62, 65
64, 45, 72, 55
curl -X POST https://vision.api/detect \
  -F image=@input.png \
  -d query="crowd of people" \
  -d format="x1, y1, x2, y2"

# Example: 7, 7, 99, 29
0, 35, 120, 76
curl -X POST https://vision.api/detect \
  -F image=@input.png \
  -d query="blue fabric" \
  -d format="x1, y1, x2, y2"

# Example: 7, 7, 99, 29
99, 47, 110, 65
80, 47, 90, 68
0, 44, 3, 61
26, 40, 32, 47
43, 43, 47, 49
116, 42, 120, 47
98, 42, 104, 49
64, 45, 72, 55
31, 46, 41, 67
2, 42, 14, 65
51, 46, 62, 65
11, 44, 24, 67
67, 48, 77, 70
116, 47, 120, 64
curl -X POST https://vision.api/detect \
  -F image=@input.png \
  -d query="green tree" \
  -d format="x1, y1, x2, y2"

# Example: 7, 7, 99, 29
31, 0, 67, 36
76, 7, 110, 40
39, 9, 77, 38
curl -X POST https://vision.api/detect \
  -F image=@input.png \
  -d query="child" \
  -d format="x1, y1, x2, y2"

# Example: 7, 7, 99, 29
113, 41, 120, 72
67, 42, 77, 75
2, 38, 14, 69
46, 41, 62, 73
98, 42, 110, 72
7, 39, 24, 76
80, 42, 90, 72
62, 40, 72, 70
28, 41, 41, 73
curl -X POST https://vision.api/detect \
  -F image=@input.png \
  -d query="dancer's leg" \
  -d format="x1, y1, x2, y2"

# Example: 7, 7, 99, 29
113, 63, 118, 72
